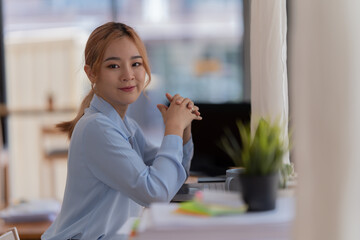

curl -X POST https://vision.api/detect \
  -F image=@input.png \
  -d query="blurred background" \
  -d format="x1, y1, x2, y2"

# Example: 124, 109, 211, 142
0, 0, 248, 203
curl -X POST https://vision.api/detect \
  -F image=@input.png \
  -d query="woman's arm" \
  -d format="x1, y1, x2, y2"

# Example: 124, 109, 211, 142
82, 117, 187, 207
158, 93, 202, 176
183, 124, 192, 145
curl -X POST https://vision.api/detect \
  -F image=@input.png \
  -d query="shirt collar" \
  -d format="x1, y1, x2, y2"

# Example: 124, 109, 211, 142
88, 94, 133, 140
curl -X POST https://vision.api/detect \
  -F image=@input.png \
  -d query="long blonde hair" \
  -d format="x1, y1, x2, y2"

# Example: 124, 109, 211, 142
57, 22, 151, 138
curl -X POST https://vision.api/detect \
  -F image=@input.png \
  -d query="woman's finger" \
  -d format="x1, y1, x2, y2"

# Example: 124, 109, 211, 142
181, 98, 192, 107
165, 93, 173, 102
187, 101, 194, 110
188, 105, 199, 114
191, 106, 201, 116
175, 97, 184, 104
167, 93, 195, 107
156, 104, 168, 118
188, 102, 194, 109
169, 94, 183, 104
194, 110, 201, 116
191, 109, 202, 120
195, 115, 203, 120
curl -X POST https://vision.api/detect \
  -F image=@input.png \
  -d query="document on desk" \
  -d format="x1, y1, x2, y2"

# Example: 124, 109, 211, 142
134, 197, 295, 240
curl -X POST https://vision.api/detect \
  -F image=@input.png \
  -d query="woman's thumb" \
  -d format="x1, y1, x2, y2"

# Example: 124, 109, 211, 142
157, 104, 167, 117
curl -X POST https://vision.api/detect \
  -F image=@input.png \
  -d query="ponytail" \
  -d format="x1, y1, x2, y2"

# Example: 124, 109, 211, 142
56, 89, 95, 139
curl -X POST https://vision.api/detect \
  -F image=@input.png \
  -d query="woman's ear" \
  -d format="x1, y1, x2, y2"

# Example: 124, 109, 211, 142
84, 65, 96, 83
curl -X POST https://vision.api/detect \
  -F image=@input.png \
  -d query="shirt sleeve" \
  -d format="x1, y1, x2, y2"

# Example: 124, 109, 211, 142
82, 117, 187, 207
134, 121, 194, 177
131, 121, 160, 166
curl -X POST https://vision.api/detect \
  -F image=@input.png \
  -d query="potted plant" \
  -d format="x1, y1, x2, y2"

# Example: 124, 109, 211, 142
218, 118, 290, 211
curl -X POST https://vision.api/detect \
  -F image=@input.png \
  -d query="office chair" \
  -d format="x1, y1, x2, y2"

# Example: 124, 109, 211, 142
0, 227, 20, 240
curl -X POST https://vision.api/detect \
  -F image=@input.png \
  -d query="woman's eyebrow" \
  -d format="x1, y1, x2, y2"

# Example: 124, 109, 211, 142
131, 55, 143, 60
103, 55, 142, 62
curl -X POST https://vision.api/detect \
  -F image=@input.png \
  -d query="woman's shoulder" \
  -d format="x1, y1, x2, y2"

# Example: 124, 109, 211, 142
81, 111, 113, 128
73, 112, 119, 139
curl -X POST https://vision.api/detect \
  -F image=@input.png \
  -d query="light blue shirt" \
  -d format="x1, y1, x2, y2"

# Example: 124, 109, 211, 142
42, 95, 193, 240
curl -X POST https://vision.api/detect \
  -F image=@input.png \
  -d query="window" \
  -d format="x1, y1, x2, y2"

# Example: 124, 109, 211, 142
2, 0, 247, 200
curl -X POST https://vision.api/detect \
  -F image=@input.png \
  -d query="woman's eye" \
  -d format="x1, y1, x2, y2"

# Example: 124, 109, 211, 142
108, 64, 119, 69
133, 62, 142, 67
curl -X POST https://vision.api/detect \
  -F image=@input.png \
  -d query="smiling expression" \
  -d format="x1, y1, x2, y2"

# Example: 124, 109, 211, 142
88, 37, 146, 118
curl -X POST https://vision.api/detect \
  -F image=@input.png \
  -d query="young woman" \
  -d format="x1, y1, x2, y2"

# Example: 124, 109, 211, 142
41, 22, 202, 240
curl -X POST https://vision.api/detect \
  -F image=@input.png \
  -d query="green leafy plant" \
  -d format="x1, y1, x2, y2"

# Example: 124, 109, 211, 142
218, 118, 289, 176
280, 163, 294, 188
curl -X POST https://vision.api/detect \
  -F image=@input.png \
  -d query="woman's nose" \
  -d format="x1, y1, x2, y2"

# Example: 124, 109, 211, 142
121, 66, 135, 81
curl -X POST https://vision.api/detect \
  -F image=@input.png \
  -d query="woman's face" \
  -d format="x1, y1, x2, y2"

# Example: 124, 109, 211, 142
93, 37, 146, 115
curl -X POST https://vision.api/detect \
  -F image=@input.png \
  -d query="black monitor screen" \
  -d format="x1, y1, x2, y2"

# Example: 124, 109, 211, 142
190, 103, 251, 176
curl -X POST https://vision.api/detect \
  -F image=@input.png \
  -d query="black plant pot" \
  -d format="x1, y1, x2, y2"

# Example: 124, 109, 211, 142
239, 173, 278, 212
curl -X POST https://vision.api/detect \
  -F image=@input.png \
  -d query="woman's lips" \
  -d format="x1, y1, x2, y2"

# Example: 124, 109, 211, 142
119, 86, 135, 92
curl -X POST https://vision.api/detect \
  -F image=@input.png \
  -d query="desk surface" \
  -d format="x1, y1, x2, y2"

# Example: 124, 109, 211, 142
131, 195, 295, 240
0, 220, 52, 240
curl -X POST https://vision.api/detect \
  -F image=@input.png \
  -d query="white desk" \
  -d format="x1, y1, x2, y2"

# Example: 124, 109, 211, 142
118, 193, 295, 240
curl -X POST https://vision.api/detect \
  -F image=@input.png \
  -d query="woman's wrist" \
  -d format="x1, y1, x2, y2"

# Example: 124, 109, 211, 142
183, 125, 192, 145
164, 124, 184, 138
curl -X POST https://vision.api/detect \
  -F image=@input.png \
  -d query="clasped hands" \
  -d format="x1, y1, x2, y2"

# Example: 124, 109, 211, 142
157, 93, 202, 141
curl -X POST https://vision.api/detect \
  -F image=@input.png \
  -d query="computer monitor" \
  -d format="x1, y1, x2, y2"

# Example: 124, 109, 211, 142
190, 102, 251, 176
